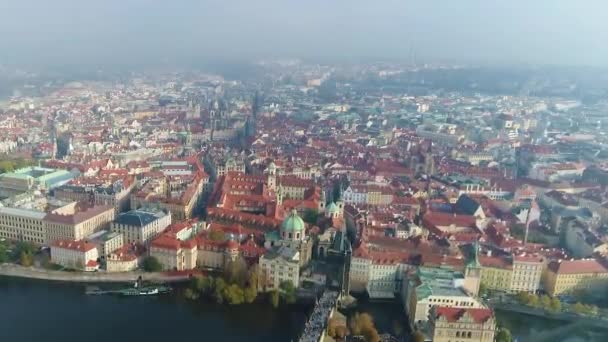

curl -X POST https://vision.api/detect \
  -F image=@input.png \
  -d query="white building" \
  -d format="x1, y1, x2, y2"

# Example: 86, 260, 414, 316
111, 209, 171, 245
51, 239, 99, 271
0, 207, 46, 244
259, 246, 300, 292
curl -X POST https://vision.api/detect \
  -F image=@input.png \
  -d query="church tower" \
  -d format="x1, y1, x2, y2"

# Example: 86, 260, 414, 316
265, 162, 277, 190
464, 241, 482, 296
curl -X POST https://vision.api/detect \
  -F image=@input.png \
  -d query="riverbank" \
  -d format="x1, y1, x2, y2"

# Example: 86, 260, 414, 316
0, 263, 194, 283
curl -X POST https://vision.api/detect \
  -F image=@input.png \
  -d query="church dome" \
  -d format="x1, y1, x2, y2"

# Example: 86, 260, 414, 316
281, 209, 305, 233
326, 202, 339, 214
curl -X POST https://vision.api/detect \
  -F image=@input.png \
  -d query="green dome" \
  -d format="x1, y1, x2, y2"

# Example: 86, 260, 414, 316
281, 209, 305, 233
327, 202, 339, 214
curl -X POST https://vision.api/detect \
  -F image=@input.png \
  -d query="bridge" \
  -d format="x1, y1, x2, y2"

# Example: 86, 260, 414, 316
298, 291, 339, 342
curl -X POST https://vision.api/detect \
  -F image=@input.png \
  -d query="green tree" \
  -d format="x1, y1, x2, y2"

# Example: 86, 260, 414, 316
573, 302, 586, 314
224, 257, 248, 287
279, 280, 297, 304
412, 331, 425, 342
19, 251, 33, 267
269, 289, 280, 308
244, 285, 257, 304
213, 278, 227, 304
0, 243, 8, 263
549, 297, 562, 313
516, 291, 530, 305
496, 327, 513, 342
540, 295, 551, 310
527, 295, 540, 308
222, 284, 245, 305
142, 256, 163, 272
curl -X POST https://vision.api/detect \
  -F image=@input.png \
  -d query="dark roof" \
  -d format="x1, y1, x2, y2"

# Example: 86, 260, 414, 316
115, 210, 163, 227
455, 195, 480, 216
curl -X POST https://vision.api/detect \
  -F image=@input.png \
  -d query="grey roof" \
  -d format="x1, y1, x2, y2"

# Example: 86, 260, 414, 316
115, 210, 164, 227
0, 207, 46, 220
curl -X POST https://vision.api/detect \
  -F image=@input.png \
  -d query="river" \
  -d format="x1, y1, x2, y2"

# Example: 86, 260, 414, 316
0, 277, 309, 342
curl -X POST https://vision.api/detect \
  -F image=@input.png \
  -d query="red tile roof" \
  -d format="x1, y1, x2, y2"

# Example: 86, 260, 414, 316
434, 307, 494, 324
548, 258, 608, 275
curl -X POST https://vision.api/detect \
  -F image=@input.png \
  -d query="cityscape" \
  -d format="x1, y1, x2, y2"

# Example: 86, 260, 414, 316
2, 1, 608, 342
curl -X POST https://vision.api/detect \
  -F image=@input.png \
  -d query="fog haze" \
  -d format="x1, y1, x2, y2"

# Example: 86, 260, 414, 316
1, 0, 606, 68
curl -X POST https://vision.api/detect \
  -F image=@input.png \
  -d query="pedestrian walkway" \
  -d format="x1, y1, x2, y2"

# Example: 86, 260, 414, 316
298, 291, 339, 342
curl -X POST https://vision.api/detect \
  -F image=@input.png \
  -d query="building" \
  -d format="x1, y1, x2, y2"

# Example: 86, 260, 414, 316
50, 239, 99, 271
479, 254, 544, 293
511, 255, 544, 293
149, 235, 198, 271
543, 258, 608, 296
44, 204, 115, 244
0, 207, 46, 244
84, 230, 124, 259
270, 209, 313, 268
406, 267, 483, 326
0, 167, 75, 197
111, 209, 171, 245
429, 306, 496, 342
259, 246, 300, 292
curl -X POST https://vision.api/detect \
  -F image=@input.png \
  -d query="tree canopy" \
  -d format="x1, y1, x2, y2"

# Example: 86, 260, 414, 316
142, 256, 163, 272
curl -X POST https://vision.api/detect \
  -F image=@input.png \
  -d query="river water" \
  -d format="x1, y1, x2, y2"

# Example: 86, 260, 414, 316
0, 277, 308, 342
4, 276, 606, 342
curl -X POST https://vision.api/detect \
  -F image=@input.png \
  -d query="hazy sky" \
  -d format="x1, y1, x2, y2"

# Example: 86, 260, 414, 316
1, 0, 607, 68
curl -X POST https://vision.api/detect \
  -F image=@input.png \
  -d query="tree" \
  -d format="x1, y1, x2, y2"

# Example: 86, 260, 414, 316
349, 313, 380, 342
142, 256, 163, 272
573, 302, 586, 314
527, 295, 540, 308
549, 297, 561, 313
540, 295, 551, 310
412, 331, 425, 342
244, 285, 257, 304
0, 243, 8, 263
279, 280, 297, 304
213, 278, 227, 304
495, 327, 513, 342
224, 257, 248, 287
19, 251, 33, 267
222, 284, 245, 305
516, 291, 530, 305
327, 318, 339, 337
269, 289, 280, 308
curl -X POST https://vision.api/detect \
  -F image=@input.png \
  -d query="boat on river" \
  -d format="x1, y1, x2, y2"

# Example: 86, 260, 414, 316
85, 277, 172, 296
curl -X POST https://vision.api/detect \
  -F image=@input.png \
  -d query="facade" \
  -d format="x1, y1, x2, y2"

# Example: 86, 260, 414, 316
429, 307, 496, 342
259, 246, 300, 292
111, 209, 171, 245
149, 236, 198, 271
50, 239, 99, 271
407, 267, 483, 326
272, 209, 313, 268
0, 207, 46, 244
84, 230, 124, 258
44, 205, 115, 244
543, 258, 608, 296
511, 255, 544, 293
